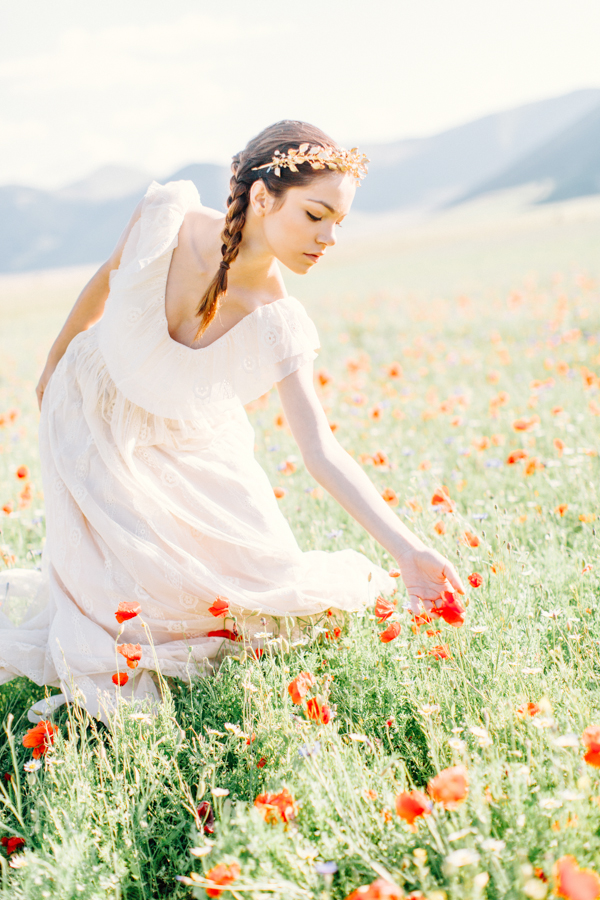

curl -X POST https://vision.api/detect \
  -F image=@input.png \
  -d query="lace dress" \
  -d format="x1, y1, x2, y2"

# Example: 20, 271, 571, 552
0, 180, 395, 721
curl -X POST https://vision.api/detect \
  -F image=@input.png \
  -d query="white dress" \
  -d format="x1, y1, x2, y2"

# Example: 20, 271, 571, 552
0, 180, 395, 721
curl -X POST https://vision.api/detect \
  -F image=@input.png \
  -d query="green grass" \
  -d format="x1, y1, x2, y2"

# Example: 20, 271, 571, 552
0, 199, 600, 898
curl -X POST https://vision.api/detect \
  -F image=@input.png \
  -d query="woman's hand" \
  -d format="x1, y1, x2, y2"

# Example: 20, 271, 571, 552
394, 545, 465, 614
36, 359, 58, 411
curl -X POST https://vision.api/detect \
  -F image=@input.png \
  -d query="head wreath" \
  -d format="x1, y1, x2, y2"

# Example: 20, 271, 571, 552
252, 143, 369, 182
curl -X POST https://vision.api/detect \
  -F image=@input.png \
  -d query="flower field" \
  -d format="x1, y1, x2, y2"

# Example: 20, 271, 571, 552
0, 209, 600, 899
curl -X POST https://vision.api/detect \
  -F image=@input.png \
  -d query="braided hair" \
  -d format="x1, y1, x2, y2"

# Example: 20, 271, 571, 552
194, 120, 338, 339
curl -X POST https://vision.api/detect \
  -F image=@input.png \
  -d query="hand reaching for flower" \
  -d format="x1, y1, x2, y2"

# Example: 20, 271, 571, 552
395, 545, 465, 614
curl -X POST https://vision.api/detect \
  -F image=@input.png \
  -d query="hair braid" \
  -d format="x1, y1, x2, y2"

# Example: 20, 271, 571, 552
194, 157, 250, 339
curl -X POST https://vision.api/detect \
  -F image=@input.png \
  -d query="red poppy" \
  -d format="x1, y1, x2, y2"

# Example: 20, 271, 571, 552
117, 642, 142, 669
428, 644, 451, 660
467, 572, 483, 588
2, 501, 14, 515
22, 720, 59, 759
205, 862, 242, 898
256, 757, 267, 768
112, 672, 129, 687
427, 765, 469, 809
15, 465, 29, 480
317, 368, 332, 387
208, 596, 229, 617
381, 488, 399, 506
115, 601, 141, 624
254, 787, 297, 824
461, 531, 480, 548
506, 449, 529, 465
273, 486, 286, 499
375, 596, 396, 621
395, 790, 432, 825
207, 629, 239, 642
582, 725, 600, 768
326, 627, 342, 641
512, 415, 539, 432
433, 591, 465, 627
288, 671, 316, 704
554, 855, 600, 900
345, 878, 404, 900
433, 520, 447, 535
516, 702, 540, 718
379, 622, 401, 643
430, 487, 454, 513
306, 695, 333, 725
372, 451, 390, 467
385, 362, 403, 379
1, 836, 25, 855
196, 800, 215, 834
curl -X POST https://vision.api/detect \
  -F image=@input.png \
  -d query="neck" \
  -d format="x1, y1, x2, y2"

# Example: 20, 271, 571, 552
221, 210, 286, 300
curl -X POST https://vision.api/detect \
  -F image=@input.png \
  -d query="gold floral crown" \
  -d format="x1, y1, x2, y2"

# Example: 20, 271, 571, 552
252, 143, 369, 182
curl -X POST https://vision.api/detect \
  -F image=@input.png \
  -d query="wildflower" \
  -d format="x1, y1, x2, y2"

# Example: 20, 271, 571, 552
117, 643, 142, 669
254, 787, 297, 824
273, 486, 286, 499
15, 466, 29, 480
428, 644, 451, 660
506, 449, 529, 465
344, 877, 404, 899
317, 368, 332, 387
461, 531, 480, 548
555, 504, 569, 517
207, 629, 239, 642
2, 501, 14, 515
428, 765, 469, 809
379, 622, 401, 643
433, 520, 447, 535
431, 486, 454, 513
468, 572, 483, 588
524, 457, 544, 476
381, 488, 398, 506
582, 725, 600, 768
22, 720, 58, 759
517, 702, 541, 718
306, 696, 333, 725
513, 415, 539, 431
554, 438, 565, 456
395, 790, 432, 826
279, 459, 296, 475
445, 848, 480, 868
288, 671, 316, 704
205, 862, 241, 898
208, 596, 229, 617
115, 601, 141, 623
298, 741, 321, 759
375, 596, 396, 621
326, 627, 341, 640
1, 837, 25, 856
196, 801, 215, 834
23, 760, 41, 773
371, 451, 390, 467
554, 855, 600, 900
256, 757, 267, 768
385, 362, 403, 378
112, 672, 128, 687
432, 591, 466, 627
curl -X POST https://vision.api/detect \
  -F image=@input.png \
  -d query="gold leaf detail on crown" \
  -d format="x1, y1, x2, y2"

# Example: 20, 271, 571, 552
252, 144, 369, 182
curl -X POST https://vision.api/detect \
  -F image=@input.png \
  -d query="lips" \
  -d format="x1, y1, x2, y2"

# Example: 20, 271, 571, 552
304, 253, 323, 262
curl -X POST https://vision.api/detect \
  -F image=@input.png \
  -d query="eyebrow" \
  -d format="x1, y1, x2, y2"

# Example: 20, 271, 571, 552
307, 199, 340, 215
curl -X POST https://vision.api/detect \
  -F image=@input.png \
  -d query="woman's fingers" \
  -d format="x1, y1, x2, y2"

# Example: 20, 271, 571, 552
443, 560, 465, 594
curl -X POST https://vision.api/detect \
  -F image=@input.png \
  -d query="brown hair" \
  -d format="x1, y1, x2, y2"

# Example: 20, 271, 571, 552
194, 120, 338, 339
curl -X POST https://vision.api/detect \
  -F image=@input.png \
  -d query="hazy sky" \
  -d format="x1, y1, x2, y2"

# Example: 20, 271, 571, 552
2, 0, 600, 188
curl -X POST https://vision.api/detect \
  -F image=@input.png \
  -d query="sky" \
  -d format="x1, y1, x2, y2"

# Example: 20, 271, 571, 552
2, 0, 600, 189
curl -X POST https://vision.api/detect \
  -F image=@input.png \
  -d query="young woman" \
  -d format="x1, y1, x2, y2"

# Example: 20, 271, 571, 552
0, 121, 464, 724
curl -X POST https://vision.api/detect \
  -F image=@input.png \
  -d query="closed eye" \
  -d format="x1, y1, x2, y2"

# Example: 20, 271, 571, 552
306, 212, 321, 222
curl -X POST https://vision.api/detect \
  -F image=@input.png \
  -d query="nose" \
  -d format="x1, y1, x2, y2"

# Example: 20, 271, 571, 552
318, 224, 337, 248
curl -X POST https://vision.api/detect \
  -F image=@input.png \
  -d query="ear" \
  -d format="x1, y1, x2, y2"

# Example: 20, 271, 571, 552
249, 179, 274, 217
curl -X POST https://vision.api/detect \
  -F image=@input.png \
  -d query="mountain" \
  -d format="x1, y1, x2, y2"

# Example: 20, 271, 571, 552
353, 88, 600, 212
1, 88, 600, 273
454, 101, 600, 205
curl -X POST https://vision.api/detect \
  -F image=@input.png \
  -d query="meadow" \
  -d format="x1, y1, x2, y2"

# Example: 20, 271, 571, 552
0, 191, 600, 899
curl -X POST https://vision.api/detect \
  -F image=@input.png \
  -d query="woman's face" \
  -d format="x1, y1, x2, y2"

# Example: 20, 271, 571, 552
251, 172, 356, 273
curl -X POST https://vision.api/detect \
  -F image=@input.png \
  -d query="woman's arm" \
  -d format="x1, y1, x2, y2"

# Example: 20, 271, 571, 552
35, 198, 144, 410
276, 360, 465, 611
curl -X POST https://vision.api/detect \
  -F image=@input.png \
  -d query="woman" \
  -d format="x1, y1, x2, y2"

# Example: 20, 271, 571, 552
0, 120, 464, 724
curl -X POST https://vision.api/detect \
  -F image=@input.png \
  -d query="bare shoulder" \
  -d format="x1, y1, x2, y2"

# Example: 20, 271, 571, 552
177, 207, 224, 274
